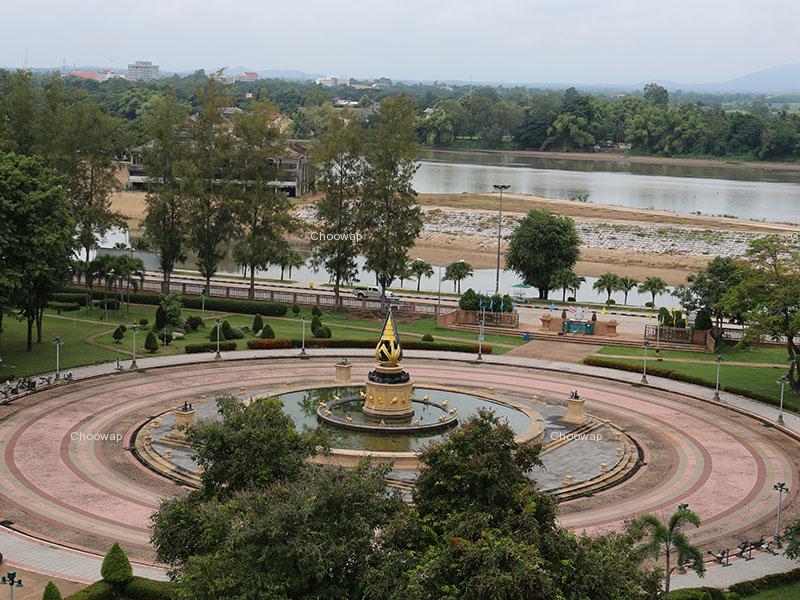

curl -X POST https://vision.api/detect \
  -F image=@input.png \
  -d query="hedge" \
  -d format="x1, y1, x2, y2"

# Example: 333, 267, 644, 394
61, 286, 287, 317
51, 292, 88, 306
64, 577, 177, 600
583, 357, 784, 408
63, 581, 115, 600
49, 301, 81, 314
185, 341, 238, 353
246, 338, 490, 354
669, 588, 728, 600
728, 567, 800, 596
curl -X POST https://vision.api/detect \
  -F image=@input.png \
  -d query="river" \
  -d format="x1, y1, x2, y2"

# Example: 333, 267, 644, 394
414, 150, 800, 223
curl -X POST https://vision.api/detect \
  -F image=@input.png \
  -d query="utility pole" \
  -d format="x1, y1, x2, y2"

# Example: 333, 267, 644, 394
492, 184, 510, 296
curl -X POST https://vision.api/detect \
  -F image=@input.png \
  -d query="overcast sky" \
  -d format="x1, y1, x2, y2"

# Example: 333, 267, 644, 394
2, 0, 798, 84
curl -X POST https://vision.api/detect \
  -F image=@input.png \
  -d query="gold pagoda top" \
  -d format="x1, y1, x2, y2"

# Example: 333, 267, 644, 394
375, 309, 403, 366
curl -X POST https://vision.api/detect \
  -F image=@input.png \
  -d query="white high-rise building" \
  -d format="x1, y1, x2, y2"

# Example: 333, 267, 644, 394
127, 61, 160, 81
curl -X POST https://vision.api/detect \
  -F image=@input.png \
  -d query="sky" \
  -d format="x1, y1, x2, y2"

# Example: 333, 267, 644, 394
1, 0, 798, 84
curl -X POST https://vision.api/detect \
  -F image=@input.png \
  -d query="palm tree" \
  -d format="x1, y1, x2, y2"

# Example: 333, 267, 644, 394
593, 272, 620, 303
634, 507, 705, 599
443, 260, 473, 294
398, 261, 414, 288
277, 249, 305, 281
117, 256, 145, 313
409, 258, 434, 292
639, 276, 668, 306
551, 269, 584, 302
617, 276, 639, 305
90, 255, 116, 320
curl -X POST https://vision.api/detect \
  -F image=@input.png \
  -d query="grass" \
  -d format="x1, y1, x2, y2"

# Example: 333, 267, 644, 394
596, 343, 791, 365
744, 581, 800, 599
1, 302, 525, 380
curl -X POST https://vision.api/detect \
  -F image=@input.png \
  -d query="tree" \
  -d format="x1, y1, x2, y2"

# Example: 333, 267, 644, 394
784, 518, 800, 561
0, 153, 75, 351
113, 326, 124, 343
672, 256, 747, 328
551, 268, 583, 302
359, 95, 423, 299
100, 543, 133, 587
144, 330, 159, 353
632, 507, 704, 599
42, 581, 63, 600
618, 276, 639, 305
722, 236, 800, 392
0, 70, 37, 154
141, 93, 190, 292
443, 260, 473, 293
408, 258, 434, 291
638, 276, 668, 306
231, 100, 296, 299
643, 83, 669, 107
309, 111, 364, 306
181, 78, 237, 294
276, 248, 305, 281
505, 210, 581, 299
593, 273, 621, 303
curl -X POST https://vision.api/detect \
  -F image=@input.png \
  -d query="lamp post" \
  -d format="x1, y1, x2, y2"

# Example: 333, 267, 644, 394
713, 356, 723, 400
437, 264, 443, 315
492, 184, 510, 296
53, 336, 64, 380
774, 482, 789, 546
477, 306, 485, 362
1, 572, 24, 599
214, 318, 222, 360
655, 312, 662, 357
300, 316, 308, 358
777, 376, 789, 425
129, 324, 138, 370
641, 340, 650, 385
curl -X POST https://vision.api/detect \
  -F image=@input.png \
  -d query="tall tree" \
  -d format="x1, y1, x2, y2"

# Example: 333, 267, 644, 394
359, 95, 423, 298
551, 268, 583, 302
0, 153, 75, 350
617, 276, 639, 305
408, 258, 434, 291
444, 260, 473, 293
638, 276, 668, 306
230, 100, 295, 299
141, 93, 190, 292
505, 210, 581, 299
181, 78, 237, 294
310, 111, 364, 306
593, 272, 621, 303
672, 256, 747, 328
0, 69, 37, 154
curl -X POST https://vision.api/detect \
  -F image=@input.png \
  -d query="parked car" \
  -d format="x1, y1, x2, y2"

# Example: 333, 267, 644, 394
353, 286, 395, 299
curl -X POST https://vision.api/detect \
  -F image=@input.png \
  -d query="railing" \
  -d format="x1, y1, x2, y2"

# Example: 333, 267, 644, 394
644, 325, 694, 345
455, 310, 520, 329
719, 327, 795, 347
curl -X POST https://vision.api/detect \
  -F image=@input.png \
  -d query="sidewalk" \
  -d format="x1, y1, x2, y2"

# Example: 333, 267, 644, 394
671, 550, 798, 590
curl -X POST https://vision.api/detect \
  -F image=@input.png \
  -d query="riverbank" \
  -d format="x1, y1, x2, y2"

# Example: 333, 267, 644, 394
425, 148, 800, 173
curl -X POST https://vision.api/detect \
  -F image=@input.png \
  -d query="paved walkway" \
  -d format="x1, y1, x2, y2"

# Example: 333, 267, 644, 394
672, 550, 799, 590
1, 348, 799, 590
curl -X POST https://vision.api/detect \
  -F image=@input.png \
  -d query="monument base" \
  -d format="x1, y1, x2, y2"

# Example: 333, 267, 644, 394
564, 398, 587, 424
363, 365, 415, 420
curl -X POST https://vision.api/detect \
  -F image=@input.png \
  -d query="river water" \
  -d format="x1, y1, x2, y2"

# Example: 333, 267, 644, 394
415, 150, 800, 223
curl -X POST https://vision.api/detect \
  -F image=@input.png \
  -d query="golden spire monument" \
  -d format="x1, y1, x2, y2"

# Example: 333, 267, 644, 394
362, 309, 415, 420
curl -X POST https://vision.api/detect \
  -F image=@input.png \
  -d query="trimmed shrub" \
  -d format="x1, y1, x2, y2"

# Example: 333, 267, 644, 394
605, 298, 616, 305
144, 331, 159, 353
246, 338, 490, 354
669, 589, 727, 600
138, 318, 149, 327
123, 576, 179, 599
221, 320, 244, 340
112, 326, 125, 343
49, 301, 81, 314
292, 303, 301, 315
185, 341, 237, 354
644, 301, 654, 308
184, 315, 203, 332
94, 299, 119, 310
43, 581, 63, 600
209, 323, 222, 342
155, 305, 167, 330
313, 325, 332, 339
100, 543, 133, 586
694, 309, 713, 331
247, 339, 293, 350
62, 581, 114, 600
728, 568, 800, 596
458, 288, 514, 312
421, 333, 434, 342
310, 316, 322, 332
311, 305, 322, 317
51, 292, 88, 306
260, 323, 275, 339
252, 313, 264, 333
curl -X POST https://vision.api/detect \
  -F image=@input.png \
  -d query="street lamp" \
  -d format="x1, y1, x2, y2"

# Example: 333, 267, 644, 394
640, 340, 650, 384
53, 336, 64, 380
437, 265, 443, 315
300, 316, 309, 359
713, 356, 723, 401
774, 482, 789, 546
129, 324, 139, 370
1, 572, 24, 599
777, 376, 789, 425
477, 305, 486, 362
214, 318, 222, 360
678, 503, 689, 511
492, 184, 510, 296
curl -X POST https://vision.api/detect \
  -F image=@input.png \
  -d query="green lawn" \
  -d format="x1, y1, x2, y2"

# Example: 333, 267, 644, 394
744, 580, 800, 599
596, 343, 791, 365
586, 354, 795, 412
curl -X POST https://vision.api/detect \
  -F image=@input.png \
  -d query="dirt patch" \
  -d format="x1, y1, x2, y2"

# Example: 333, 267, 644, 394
506, 340, 602, 363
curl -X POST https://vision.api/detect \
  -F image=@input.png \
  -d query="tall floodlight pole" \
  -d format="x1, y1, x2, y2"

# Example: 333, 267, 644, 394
777, 375, 789, 425
300, 316, 308, 358
214, 318, 222, 360
713, 356, 723, 400
774, 482, 789, 546
641, 340, 650, 385
129, 324, 138, 370
492, 184, 510, 296
53, 336, 64, 380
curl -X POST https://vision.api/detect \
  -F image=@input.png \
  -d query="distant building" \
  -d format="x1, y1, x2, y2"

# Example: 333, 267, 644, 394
315, 75, 351, 87
234, 71, 259, 83
67, 70, 98, 81
333, 97, 360, 108
127, 61, 160, 82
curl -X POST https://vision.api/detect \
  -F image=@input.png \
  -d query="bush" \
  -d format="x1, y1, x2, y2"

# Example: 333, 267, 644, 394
144, 331, 159, 353
669, 589, 727, 600
313, 325, 332, 338
310, 316, 322, 333
252, 313, 264, 333
51, 292, 88, 306
112, 326, 125, 343
49, 301, 81, 314
695, 309, 713, 331
605, 298, 616, 305
43, 581, 63, 600
728, 568, 800, 596
123, 576, 179, 599
292, 303, 301, 315
260, 323, 275, 339
139, 318, 149, 327
184, 315, 203, 332
421, 333, 434, 342
246, 338, 490, 354
221, 320, 244, 340
94, 299, 119, 310
458, 288, 514, 312
100, 543, 133, 586
246, 339, 293, 350
311, 305, 322, 317
645, 301, 654, 307
185, 341, 237, 354
62, 581, 114, 600
155, 305, 167, 330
